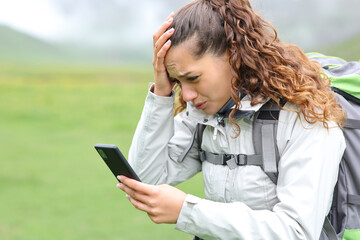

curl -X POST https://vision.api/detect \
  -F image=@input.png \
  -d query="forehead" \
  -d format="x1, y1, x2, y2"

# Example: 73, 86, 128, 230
165, 44, 229, 77
165, 42, 197, 75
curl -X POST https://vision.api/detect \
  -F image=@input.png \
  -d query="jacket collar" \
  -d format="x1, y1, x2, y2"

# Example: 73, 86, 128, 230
186, 95, 269, 126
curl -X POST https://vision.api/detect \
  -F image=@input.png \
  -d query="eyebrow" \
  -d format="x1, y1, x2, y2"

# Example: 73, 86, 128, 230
178, 72, 193, 78
167, 69, 199, 81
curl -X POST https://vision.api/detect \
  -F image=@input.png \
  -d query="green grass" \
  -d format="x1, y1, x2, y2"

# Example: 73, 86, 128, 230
0, 64, 204, 240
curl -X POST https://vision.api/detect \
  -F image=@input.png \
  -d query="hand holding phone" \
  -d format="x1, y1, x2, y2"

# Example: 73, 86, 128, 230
94, 144, 141, 182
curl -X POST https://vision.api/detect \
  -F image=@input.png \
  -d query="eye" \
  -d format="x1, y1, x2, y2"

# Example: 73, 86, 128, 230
170, 77, 181, 84
186, 76, 199, 81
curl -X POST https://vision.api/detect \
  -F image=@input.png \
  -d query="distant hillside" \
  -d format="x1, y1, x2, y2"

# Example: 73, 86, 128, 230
0, 25, 70, 64
0, 25, 151, 65
319, 34, 360, 61
0, 24, 358, 66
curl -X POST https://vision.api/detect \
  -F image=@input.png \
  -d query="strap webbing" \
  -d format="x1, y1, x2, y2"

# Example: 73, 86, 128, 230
177, 123, 201, 163
323, 217, 338, 240
344, 118, 360, 129
199, 151, 262, 169
196, 124, 206, 150
252, 100, 281, 184
261, 124, 278, 173
195, 99, 281, 183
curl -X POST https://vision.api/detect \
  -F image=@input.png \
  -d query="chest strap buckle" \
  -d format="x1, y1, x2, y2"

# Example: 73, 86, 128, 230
224, 154, 248, 169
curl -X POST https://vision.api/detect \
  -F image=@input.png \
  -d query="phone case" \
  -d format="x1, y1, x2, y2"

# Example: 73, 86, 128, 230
94, 144, 141, 182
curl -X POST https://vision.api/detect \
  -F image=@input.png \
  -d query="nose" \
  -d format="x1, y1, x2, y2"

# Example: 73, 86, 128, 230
181, 83, 198, 102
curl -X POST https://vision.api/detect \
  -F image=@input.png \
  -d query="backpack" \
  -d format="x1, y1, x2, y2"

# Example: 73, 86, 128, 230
195, 53, 360, 240
307, 53, 360, 240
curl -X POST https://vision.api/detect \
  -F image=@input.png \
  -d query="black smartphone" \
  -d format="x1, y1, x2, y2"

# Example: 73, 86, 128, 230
94, 144, 141, 182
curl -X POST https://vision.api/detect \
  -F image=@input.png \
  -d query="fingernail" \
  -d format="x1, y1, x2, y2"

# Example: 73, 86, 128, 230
117, 175, 122, 181
168, 17, 173, 23
125, 194, 130, 199
167, 28, 174, 34
165, 40, 171, 46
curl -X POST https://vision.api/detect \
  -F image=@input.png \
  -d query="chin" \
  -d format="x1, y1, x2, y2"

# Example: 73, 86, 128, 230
202, 108, 217, 115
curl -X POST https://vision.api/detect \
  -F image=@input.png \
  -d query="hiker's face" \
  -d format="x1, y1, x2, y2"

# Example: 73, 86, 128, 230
165, 41, 234, 115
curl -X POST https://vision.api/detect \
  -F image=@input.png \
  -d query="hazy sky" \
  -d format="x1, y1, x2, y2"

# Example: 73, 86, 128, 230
0, 0, 65, 39
0, 0, 187, 48
0, 0, 360, 51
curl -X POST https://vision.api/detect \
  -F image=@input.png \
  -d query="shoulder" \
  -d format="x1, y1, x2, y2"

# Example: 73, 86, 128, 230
277, 102, 345, 155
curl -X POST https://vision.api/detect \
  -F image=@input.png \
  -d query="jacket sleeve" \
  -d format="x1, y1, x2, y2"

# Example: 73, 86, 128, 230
175, 105, 346, 240
128, 84, 202, 186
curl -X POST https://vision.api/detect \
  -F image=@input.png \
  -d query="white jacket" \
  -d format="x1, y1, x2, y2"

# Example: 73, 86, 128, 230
129, 85, 346, 240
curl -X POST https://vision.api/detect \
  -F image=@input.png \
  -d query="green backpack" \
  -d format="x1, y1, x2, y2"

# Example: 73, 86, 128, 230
307, 53, 360, 240
307, 52, 360, 104
192, 53, 360, 240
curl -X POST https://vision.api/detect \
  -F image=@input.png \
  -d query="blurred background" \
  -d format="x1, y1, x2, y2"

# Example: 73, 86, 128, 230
1, 0, 359, 65
0, 0, 359, 239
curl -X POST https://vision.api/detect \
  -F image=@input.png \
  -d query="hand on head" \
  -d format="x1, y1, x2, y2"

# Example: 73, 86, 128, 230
152, 13, 176, 97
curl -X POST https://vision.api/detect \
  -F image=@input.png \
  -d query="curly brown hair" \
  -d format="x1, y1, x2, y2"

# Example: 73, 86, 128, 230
169, 0, 345, 132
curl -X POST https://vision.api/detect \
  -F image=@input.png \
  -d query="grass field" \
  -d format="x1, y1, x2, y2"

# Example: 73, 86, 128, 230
0, 64, 204, 240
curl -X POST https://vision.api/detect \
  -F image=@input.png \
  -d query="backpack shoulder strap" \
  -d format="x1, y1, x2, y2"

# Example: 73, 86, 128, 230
321, 217, 338, 240
253, 99, 282, 184
196, 99, 282, 184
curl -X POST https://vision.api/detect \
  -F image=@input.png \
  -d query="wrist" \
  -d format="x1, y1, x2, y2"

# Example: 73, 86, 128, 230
153, 84, 172, 97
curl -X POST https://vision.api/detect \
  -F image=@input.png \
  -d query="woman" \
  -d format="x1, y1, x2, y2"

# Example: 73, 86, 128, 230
117, 0, 346, 239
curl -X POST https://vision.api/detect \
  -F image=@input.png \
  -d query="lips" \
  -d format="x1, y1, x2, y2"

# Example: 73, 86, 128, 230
194, 101, 207, 110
